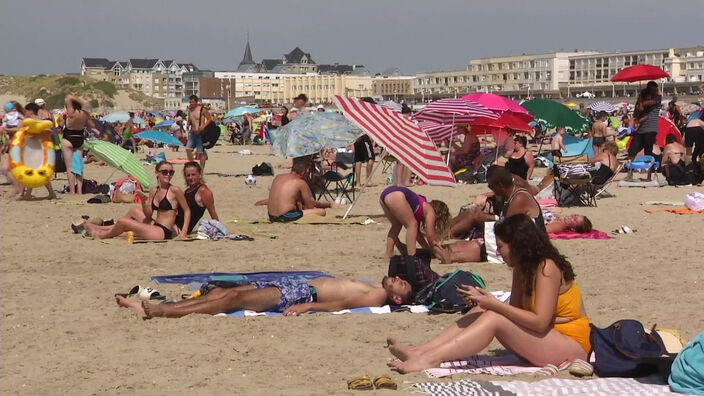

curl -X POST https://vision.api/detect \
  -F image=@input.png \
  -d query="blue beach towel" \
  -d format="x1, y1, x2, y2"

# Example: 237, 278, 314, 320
670, 332, 704, 395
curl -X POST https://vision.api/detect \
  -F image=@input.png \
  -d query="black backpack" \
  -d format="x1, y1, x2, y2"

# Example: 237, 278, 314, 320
252, 162, 274, 176
589, 319, 672, 377
413, 269, 487, 313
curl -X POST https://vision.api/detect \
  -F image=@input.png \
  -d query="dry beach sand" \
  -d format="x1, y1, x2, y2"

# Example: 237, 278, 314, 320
2, 144, 704, 395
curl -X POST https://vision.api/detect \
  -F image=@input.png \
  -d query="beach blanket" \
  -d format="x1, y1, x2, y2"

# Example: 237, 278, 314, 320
228, 216, 377, 225
645, 207, 704, 215
149, 271, 430, 317
196, 219, 254, 240
414, 375, 677, 396
424, 354, 540, 378
549, 230, 611, 240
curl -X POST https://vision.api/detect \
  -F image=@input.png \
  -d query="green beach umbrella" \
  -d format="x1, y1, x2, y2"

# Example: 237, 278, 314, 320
522, 99, 590, 133
84, 140, 154, 189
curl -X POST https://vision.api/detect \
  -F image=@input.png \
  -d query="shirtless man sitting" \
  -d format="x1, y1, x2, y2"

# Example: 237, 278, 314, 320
434, 166, 545, 264
263, 156, 335, 222
116, 275, 413, 319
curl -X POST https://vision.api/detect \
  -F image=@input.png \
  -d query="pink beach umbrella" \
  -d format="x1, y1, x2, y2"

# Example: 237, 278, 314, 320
460, 93, 529, 115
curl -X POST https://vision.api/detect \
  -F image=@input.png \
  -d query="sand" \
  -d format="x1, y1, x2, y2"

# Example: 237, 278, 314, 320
1, 144, 703, 395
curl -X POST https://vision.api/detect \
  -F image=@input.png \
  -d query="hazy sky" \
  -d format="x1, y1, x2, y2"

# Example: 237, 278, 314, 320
1, 0, 702, 76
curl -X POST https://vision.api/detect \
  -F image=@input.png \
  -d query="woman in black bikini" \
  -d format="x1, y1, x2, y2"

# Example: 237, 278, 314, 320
83, 161, 190, 240
175, 161, 219, 234
587, 141, 619, 185
62, 94, 89, 194
503, 135, 535, 181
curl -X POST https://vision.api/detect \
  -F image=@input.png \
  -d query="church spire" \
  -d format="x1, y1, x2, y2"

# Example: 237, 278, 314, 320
239, 33, 255, 67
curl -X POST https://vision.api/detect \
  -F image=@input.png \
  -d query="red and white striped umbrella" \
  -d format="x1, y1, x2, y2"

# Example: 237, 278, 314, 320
333, 95, 455, 186
412, 98, 498, 124
417, 120, 459, 143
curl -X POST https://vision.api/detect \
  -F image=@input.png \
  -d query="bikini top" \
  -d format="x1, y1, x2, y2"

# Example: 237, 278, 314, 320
152, 185, 175, 212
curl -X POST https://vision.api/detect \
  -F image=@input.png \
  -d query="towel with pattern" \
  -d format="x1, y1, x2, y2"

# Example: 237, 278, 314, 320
424, 354, 540, 378
646, 207, 704, 215
414, 375, 678, 396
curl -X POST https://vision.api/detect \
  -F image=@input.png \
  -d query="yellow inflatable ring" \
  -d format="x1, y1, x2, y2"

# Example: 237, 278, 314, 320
9, 119, 56, 188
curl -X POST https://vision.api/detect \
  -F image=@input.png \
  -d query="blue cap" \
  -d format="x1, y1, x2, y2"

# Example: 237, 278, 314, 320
3, 102, 14, 112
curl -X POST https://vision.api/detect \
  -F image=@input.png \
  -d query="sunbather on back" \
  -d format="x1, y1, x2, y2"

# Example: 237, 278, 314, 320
116, 275, 413, 319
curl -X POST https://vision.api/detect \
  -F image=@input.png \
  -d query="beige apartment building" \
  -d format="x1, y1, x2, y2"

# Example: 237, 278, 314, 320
212, 71, 375, 104
372, 76, 414, 99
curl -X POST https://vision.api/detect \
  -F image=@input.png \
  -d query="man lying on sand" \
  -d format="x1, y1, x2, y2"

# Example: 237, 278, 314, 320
116, 275, 413, 319
255, 156, 336, 222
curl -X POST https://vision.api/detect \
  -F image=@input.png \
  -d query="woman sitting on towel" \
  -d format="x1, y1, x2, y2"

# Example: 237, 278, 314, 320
388, 214, 590, 373
83, 161, 190, 240
380, 186, 451, 260
174, 161, 218, 234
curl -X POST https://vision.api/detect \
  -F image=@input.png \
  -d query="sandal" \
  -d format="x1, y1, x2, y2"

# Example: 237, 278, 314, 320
534, 363, 559, 377
373, 374, 397, 390
567, 359, 594, 377
138, 287, 166, 300
115, 285, 142, 298
347, 375, 373, 390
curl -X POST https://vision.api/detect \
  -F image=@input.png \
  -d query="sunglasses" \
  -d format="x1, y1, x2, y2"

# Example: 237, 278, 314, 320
159, 170, 175, 176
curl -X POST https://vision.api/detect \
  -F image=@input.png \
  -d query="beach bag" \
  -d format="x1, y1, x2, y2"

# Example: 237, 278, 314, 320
589, 319, 667, 377
684, 192, 704, 211
82, 179, 99, 194
413, 269, 486, 313
669, 332, 704, 395
112, 176, 144, 203
199, 107, 220, 149
252, 162, 273, 176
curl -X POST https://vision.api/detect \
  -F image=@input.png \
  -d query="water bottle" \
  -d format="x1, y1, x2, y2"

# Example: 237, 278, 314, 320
126, 231, 134, 244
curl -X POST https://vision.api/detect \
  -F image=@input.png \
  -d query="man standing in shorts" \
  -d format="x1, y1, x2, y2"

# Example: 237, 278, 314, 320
187, 95, 212, 170
627, 81, 661, 181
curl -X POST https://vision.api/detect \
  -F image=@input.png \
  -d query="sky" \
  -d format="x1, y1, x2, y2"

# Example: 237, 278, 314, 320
1, 0, 702, 76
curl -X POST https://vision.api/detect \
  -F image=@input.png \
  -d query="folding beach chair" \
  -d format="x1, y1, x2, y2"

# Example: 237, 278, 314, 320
626, 155, 662, 183
552, 164, 597, 207
593, 162, 625, 199
316, 170, 355, 202
381, 154, 397, 174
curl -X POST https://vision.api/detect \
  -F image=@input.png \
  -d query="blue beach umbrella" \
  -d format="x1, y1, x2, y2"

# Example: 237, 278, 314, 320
224, 106, 260, 119
272, 112, 364, 158
102, 111, 145, 125
135, 130, 183, 146
154, 120, 175, 128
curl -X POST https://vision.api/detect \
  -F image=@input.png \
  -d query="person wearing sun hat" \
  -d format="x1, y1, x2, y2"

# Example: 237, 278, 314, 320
34, 98, 55, 126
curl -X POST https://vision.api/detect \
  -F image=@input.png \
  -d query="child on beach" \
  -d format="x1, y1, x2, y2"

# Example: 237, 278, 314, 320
551, 126, 567, 158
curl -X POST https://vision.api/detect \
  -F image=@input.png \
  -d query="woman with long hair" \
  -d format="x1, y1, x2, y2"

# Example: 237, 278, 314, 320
380, 186, 451, 259
83, 161, 190, 240
174, 161, 219, 234
388, 214, 590, 373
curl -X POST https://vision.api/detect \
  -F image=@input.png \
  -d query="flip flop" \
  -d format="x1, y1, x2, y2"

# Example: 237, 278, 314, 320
347, 375, 373, 390
138, 287, 166, 300
372, 374, 397, 390
115, 285, 142, 298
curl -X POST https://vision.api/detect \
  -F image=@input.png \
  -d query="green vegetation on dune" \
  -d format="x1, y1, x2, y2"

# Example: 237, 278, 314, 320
0, 74, 160, 110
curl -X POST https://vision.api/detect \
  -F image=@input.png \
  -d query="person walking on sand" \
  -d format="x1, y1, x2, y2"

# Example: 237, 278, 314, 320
186, 95, 213, 171
62, 94, 89, 195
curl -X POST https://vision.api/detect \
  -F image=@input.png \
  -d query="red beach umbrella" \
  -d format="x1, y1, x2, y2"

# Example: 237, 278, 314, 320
611, 65, 669, 83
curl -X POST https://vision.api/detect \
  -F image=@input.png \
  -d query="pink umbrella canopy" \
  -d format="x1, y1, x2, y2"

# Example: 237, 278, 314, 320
412, 98, 497, 125
333, 95, 455, 186
460, 93, 529, 114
